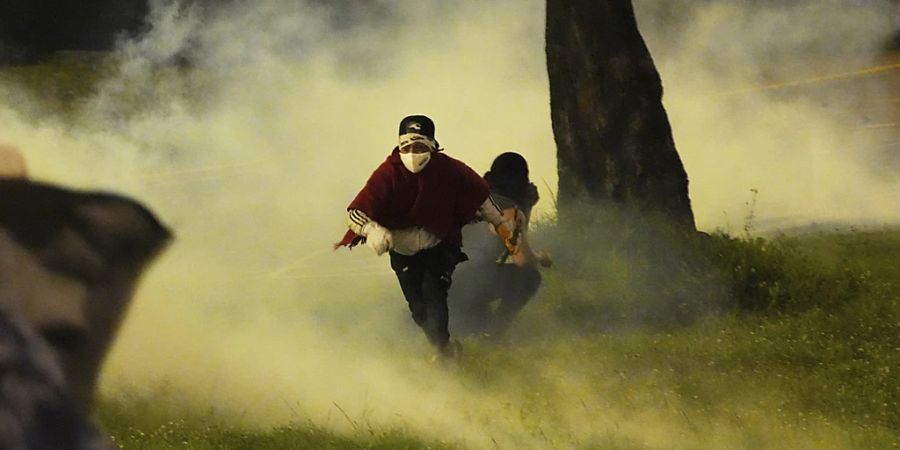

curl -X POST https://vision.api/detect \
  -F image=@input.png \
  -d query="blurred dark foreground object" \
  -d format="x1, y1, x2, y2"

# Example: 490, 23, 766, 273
0, 179, 171, 449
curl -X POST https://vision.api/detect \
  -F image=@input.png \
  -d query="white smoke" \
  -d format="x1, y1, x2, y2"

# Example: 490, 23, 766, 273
636, 0, 900, 231
0, 0, 897, 448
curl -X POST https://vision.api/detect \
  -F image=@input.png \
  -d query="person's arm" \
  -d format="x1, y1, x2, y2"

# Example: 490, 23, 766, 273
347, 209, 392, 256
347, 209, 372, 236
476, 196, 505, 227
345, 163, 396, 255
477, 196, 520, 255
507, 208, 536, 268
498, 207, 551, 268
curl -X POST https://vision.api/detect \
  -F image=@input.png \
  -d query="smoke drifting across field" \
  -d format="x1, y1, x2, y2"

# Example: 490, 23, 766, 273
0, 0, 897, 448
636, 0, 900, 231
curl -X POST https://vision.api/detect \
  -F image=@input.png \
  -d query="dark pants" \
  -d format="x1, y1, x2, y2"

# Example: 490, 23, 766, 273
449, 264, 541, 337
389, 243, 463, 350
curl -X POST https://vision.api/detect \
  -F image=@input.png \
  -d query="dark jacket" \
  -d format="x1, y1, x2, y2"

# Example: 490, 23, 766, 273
338, 148, 490, 249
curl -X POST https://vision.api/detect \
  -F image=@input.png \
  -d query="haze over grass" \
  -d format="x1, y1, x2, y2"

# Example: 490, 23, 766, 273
0, 1, 898, 448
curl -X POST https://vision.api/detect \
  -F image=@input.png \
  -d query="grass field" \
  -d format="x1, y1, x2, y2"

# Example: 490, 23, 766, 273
91, 225, 900, 449
3, 52, 898, 449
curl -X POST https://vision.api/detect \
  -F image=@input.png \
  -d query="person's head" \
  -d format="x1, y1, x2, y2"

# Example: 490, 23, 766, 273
485, 152, 538, 209
0, 143, 27, 178
397, 115, 438, 173
486, 152, 529, 188
0, 181, 172, 411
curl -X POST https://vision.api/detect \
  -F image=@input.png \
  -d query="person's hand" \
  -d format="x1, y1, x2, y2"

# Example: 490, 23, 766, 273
494, 220, 518, 255
364, 222, 393, 256
535, 250, 553, 268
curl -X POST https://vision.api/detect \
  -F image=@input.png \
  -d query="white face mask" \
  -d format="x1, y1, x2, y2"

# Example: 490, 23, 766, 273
400, 151, 431, 173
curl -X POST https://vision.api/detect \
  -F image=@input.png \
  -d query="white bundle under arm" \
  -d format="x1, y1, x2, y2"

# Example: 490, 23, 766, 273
347, 208, 440, 255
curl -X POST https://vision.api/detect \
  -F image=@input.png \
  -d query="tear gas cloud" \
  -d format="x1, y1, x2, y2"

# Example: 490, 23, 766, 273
635, 0, 900, 231
0, 0, 896, 448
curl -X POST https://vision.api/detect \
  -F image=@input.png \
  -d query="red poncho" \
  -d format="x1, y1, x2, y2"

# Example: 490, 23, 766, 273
337, 148, 490, 249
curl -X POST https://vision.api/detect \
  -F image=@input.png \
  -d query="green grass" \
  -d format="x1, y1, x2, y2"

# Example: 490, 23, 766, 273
5, 55, 898, 449
0, 52, 111, 118
95, 389, 454, 450
519, 224, 899, 445
90, 226, 900, 449
0, 51, 212, 123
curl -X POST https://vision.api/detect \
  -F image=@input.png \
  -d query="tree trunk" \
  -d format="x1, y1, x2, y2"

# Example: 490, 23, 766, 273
546, 0, 695, 231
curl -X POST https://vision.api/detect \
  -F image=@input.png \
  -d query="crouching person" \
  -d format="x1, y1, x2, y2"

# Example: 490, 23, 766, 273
450, 152, 552, 339
336, 115, 516, 362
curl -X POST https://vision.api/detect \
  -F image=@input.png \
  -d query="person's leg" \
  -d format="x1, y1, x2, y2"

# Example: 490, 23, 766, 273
421, 274, 450, 349
490, 267, 541, 336
420, 244, 463, 353
389, 251, 427, 329
447, 264, 496, 337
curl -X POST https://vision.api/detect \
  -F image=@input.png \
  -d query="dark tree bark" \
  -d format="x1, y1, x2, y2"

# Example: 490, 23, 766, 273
546, 0, 695, 231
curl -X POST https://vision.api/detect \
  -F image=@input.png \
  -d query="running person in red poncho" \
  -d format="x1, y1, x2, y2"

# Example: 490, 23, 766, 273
337, 115, 517, 361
